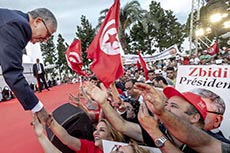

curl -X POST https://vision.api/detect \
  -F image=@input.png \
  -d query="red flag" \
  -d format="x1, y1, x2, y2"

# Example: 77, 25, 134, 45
137, 51, 149, 81
65, 39, 85, 76
207, 42, 219, 55
136, 60, 141, 70
86, 0, 124, 88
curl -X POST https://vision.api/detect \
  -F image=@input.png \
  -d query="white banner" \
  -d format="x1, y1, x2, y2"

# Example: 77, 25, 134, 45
102, 140, 160, 153
176, 65, 230, 138
122, 45, 180, 64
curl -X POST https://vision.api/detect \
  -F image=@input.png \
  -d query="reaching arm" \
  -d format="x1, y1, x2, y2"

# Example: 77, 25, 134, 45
32, 114, 62, 153
69, 94, 98, 122
158, 110, 222, 153
0, 22, 39, 111
134, 82, 222, 153
46, 114, 81, 151
138, 103, 182, 153
83, 81, 144, 142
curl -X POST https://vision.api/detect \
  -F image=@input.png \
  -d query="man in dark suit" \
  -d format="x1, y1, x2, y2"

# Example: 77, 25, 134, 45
33, 58, 50, 92
0, 8, 57, 125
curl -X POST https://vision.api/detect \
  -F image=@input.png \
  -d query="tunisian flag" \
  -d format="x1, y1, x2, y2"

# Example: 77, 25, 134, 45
65, 39, 85, 76
207, 42, 219, 55
136, 60, 141, 70
87, 0, 124, 88
137, 51, 149, 80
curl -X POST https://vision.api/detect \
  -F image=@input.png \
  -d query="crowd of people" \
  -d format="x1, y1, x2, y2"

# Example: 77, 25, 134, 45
1, 6, 230, 153
30, 60, 230, 153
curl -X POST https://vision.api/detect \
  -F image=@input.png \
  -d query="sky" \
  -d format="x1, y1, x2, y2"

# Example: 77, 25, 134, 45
0, 0, 192, 45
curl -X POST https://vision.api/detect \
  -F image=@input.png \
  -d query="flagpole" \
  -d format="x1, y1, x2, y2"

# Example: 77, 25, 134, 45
80, 75, 82, 87
198, 38, 209, 48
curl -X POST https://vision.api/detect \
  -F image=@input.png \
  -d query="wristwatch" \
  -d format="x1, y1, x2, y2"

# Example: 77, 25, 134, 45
154, 135, 168, 148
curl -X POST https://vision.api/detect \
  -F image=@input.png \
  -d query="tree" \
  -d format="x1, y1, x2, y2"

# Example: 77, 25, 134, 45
98, 0, 144, 54
40, 36, 57, 77
129, 10, 159, 54
56, 34, 68, 79
130, 1, 185, 55
75, 15, 96, 67
148, 1, 185, 51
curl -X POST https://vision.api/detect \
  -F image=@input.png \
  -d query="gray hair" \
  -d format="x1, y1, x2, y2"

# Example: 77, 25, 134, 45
28, 8, 57, 29
190, 88, 225, 114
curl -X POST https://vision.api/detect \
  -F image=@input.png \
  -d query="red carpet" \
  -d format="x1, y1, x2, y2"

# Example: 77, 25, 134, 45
0, 83, 79, 153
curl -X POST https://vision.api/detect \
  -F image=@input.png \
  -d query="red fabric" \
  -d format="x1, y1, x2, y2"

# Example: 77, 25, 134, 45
136, 60, 141, 70
86, 0, 124, 88
183, 57, 190, 65
163, 86, 207, 119
137, 51, 149, 80
0, 84, 81, 153
77, 139, 103, 153
117, 88, 124, 96
207, 42, 219, 55
66, 39, 86, 76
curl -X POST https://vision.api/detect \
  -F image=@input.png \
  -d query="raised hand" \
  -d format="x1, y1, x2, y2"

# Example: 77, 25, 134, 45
69, 94, 80, 103
35, 107, 49, 127
134, 82, 165, 115
82, 81, 108, 105
138, 103, 159, 131
31, 113, 44, 137
69, 94, 89, 113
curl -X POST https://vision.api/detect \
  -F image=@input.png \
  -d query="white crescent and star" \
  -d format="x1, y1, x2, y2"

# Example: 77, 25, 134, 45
99, 19, 122, 55
66, 50, 82, 69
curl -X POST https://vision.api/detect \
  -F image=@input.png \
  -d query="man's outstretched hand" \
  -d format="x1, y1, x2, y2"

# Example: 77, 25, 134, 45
134, 82, 165, 115
35, 107, 48, 127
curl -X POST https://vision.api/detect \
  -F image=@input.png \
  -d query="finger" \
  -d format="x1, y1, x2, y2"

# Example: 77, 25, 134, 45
134, 82, 151, 90
142, 102, 150, 116
99, 82, 106, 91
83, 82, 93, 93
31, 114, 38, 126
138, 103, 144, 118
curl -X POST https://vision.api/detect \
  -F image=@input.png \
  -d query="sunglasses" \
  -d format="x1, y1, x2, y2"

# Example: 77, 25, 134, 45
41, 19, 52, 37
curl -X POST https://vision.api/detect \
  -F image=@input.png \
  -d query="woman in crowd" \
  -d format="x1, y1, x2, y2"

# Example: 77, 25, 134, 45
31, 113, 124, 153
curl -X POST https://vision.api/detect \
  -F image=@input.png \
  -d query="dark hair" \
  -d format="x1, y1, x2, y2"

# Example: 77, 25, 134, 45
125, 79, 137, 85
124, 98, 140, 116
147, 69, 155, 74
90, 75, 98, 81
154, 76, 168, 85
166, 67, 174, 71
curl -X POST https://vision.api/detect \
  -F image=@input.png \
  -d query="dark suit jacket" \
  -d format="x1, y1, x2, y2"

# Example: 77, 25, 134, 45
33, 63, 45, 77
0, 9, 39, 110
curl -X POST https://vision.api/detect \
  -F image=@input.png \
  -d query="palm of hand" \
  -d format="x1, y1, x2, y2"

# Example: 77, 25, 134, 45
144, 90, 164, 115
140, 115, 158, 130
35, 122, 44, 137
138, 103, 159, 130
83, 82, 108, 104
89, 87, 107, 104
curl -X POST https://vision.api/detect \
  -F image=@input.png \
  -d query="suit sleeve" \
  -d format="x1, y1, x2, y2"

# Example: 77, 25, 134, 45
41, 63, 45, 74
0, 20, 39, 110
33, 64, 37, 77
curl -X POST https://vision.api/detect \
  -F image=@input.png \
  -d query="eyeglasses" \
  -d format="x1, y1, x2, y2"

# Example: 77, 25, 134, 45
207, 110, 223, 115
41, 19, 52, 38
